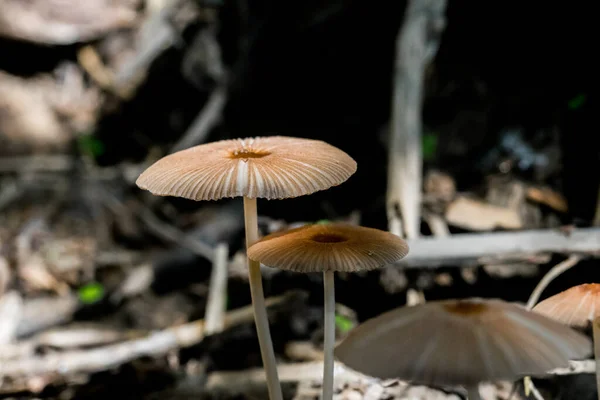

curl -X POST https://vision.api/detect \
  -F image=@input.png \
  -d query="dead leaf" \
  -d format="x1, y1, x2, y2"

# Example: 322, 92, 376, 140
445, 196, 522, 231
0, 71, 70, 155
526, 186, 568, 213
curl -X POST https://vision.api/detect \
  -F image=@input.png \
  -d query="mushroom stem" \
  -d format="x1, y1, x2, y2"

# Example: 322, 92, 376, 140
322, 270, 336, 400
466, 385, 481, 400
243, 196, 283, 400
593, 316, 600, 400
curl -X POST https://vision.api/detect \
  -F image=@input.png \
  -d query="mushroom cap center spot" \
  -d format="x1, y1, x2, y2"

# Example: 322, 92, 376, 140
442, 302, 488, 316
310, 233, 349, 243
228, 149, 271, 159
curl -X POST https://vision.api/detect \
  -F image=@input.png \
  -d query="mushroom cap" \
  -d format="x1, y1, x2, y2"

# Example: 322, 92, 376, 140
334, 298, 591, 386
135, 136, 357, 201
247, 223, 409, 273
533, 283, 600, 328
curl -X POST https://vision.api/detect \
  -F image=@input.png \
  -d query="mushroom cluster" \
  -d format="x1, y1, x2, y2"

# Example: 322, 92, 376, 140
136, 136, 359, 400
136, 134, 589, 400
247, 222, 409, 400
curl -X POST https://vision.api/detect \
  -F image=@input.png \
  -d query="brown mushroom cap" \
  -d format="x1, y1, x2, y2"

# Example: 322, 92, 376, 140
247, 223, 409, 273
135, 136, 357, 201
533, 283, 600, 328
334, 298, 591, 386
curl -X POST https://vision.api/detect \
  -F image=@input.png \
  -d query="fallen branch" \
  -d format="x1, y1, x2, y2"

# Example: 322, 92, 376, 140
548, 360, 595, 375
0, 292, 295, 379
207, 361, 518, 400
206, 361, 376, 393
396, 228, 600, 268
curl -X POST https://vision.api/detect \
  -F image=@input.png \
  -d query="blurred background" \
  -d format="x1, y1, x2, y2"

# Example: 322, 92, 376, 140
0, 0, 598, 399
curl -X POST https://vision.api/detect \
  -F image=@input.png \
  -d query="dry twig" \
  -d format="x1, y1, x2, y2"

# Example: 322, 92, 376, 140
204, 242, 229, 335
0, 292, 293, 379
526, 255, 583, 309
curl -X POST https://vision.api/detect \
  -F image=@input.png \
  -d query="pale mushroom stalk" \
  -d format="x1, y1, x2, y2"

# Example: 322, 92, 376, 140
135, 137, 357, 400
594, 317, 600, 400
246, 223, 409, 400
467, 386, 481, 400
322, 269, 336, 400
243, 196, 283, 400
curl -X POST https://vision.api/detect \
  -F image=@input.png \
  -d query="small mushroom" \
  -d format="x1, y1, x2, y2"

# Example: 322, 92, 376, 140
247, 222, 409, 400
334, 298, 591, 400
533, 283, 600, 399
136, 136, 356, 400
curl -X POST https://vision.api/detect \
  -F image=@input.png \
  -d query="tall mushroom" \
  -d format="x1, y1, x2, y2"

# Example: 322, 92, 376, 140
247, 222, 409, 400
136, 136, 357, 400
334, 298, 591, 400
533, 283, 600, 399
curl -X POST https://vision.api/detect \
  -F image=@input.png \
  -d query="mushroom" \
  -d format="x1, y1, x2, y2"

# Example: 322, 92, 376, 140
246, 222, 409, 400
334, 298, 591, 400
136, 136, 357, 400
533, 283, 600, 399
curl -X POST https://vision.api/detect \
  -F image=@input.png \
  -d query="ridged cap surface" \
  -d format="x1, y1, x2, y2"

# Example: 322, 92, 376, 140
247, 223, 409, 273
136, 136, 357, 200
533, 283, 600, 328
334, 298, 591, 386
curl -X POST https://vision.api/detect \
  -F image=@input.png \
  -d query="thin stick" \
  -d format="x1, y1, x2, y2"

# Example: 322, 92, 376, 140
0, 293, 291, 378
466, 385, 481, 400
204, 243, 229, 335
523, 254, 582, 397
322, 270, 335, 400
594, 317, 600, 400
243, 196, 283, 400
526, 255, 582, 309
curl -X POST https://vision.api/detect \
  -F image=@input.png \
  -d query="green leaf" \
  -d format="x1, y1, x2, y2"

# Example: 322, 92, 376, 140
78, 135, 105, 158
335, 314, 355, 333
78, 282, 105, 304
568, 93, 586, 110
422, 132, 438, 161
316, 219, 330, 225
